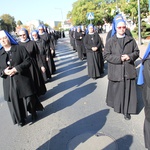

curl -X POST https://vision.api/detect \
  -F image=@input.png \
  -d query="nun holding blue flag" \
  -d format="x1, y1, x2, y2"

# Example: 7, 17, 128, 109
137, 43, 150, 150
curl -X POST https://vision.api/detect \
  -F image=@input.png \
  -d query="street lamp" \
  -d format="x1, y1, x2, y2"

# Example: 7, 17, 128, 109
138, 0, 142, 45
0, 19, 1, 30
55, 8, 64, 29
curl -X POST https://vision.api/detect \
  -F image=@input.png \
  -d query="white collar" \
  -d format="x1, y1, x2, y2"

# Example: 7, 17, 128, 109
116, 33, 125, 38
20, 38, 29, 43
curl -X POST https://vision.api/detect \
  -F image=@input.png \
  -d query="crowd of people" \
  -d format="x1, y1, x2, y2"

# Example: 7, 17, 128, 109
0, 25, 61, 127
68, 14, 150, 149
69, 24, 104, 80
0, 14, 150, 149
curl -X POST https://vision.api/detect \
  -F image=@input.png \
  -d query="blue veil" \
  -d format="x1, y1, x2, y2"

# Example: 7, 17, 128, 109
19, 28, 30, 40
30, 30, 40, 41
0, 30, 18, 49
111, 14, 125, 37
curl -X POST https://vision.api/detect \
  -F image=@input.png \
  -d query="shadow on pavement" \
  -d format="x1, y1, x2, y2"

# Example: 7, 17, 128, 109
37, 109, 109, 150
41, 75, 89, 101
103, 134, 133, 150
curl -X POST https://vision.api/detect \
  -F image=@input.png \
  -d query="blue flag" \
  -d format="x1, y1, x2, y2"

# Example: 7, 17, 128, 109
137, 43, 150, 85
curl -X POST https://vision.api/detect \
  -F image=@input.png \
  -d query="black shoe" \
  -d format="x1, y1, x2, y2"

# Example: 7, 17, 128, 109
32, 112, 37, 121
19, 119, 26, 127
124, 114, 131, 120
92, 77, 97, 80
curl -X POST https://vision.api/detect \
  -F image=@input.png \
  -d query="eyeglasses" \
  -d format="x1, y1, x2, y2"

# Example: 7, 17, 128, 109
0, 36, 8, 40
19, 34, 26, 37
117, 26, 126, 29
32, 34, 37, 36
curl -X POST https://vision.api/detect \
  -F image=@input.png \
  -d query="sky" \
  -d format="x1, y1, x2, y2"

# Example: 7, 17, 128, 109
0, 0, 77, 24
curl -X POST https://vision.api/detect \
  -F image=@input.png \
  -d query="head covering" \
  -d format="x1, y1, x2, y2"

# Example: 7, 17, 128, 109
38, 24, 44, 29
86, 24, 94, 34
0, 30, 18, 49
88, 24, 94, 30
76, 26, 81, 31
137, 43, 150, 85
111, 14, 126, 37
30, 30, 40, 41
19, 28, 30, 39
38, 24, 47, 32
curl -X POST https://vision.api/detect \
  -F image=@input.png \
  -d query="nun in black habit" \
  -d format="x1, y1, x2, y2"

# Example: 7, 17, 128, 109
0, 30, 44, 126
38, 25, 56, 74
83, 24, 104, 79
31, 30, 51, 82
104, 18, 139, 120
70, 26, 77, 51
18, 28, 47, 96
75, 26, 86, 60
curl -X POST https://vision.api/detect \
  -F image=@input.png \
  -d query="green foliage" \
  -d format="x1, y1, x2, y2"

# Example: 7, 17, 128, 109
17, 20, 23, 26
68, 0, 149, 27
133, 21, 150, 39
0, 14, 16, 32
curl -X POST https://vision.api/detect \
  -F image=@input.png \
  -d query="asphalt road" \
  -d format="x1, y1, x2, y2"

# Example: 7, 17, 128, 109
0, 33, 147, 150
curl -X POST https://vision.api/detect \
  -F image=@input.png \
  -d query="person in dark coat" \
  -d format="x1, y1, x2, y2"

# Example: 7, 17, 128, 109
70, 26, 77, 51
48, 29, 56, 57
38, 25, 56, 74
0, 30, 44, 126
137, 43, 150, 150
106, 14, 133, 42
18, 28, 47, 96
103, 18, 139, 120
31, 30, 51, 82
75, 26, 86, 60
83, 24, 104, 80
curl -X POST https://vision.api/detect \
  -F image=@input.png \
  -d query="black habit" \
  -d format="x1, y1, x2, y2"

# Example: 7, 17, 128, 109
84, 32, 104, 78
35, 38, 52, 81
0, 45, 43, 125
18, 40, 47, 96
142, 57, 150, 149
104, 35, 139, 115
39, 33, 56, 74
75, 30, 86, 60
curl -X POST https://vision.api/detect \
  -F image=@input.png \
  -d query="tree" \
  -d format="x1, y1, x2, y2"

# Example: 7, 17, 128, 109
0, 14, 16, 32
68, 0, 149, 27
68, 0, 117, 26
0, 19, 4, 30
17, 20, 23, 26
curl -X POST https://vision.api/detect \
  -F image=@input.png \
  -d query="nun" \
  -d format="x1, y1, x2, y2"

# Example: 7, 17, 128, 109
38, 25, 56, 74
31, 30, 51, 82
75, 26, 86, 60
83, 24, 104, 79
103, 17, 139, 120
70, 26, 77, 51
106, 14, 132, 42
0, 30, 44, 126
18, 28, 47, 96
137, 43, 150, 150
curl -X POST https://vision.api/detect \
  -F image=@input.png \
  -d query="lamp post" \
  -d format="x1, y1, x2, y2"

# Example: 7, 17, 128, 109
138, 0, 142, 45
0, 19, 1, 30
55, 8, 64, 29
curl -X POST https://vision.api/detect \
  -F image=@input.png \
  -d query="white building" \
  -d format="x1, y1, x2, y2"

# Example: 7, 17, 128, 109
26, 20, 44, 30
